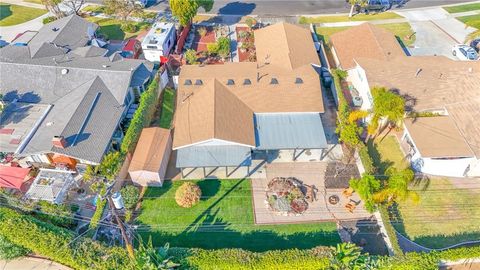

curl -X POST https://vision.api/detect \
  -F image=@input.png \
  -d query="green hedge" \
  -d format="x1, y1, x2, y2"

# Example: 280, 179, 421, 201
0, 235, 30, 260
120, 76, 159, 154
89, 198, 107, 230
379, 205, 403, 256
358, 142, 375, 174
331, 69, 349, 122
0, 207, 132, 269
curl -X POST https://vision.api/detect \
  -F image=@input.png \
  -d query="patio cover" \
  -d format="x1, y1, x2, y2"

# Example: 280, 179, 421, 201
0, 165, 31, 191
25, 168, 75, 204
176, 145, 252, 168
254, 113, 328, 150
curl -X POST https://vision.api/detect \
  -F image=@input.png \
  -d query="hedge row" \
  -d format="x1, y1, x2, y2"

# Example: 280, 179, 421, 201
0, 235, 29, 260
331, 69, 349, 122
358, 142, 375, 174
0, 207, 132, 269
120, 76, 159, 154
89, 198, 107, 230
378, 205, 403, 256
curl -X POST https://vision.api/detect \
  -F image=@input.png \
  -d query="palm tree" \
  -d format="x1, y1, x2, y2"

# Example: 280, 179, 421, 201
135, 237, 180, 270
348, 0, 368, 18
330, 243, 366, 270
373, 167, 420, 204
368, 86, 405, 138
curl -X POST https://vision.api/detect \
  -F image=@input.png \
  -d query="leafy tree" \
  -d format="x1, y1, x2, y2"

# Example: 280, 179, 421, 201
336, 121, 362, 148
41, 0, 64, 18
63, 0, 86, 15
196, 0, 213, 12
120, 185, 140, 209
350, 174, 381, 213
185, 49, 199, 64
348, 110, 369, 124
347, 0, 368, 17
216, 36, 231, 58
369, 86, 405, 136
373, 167, 420, 204
330, 243, 368, 270
0, 236, 30, 260
98, 151, 123, 181
83, 165, 100, 182
170, 0, 199, 26
104, 0, 142, 21
135, 237, 180, 270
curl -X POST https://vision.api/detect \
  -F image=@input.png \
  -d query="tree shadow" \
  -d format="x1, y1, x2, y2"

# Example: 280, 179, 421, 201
3, 90, 41, 103
218, 1, 256, 16
340, 217, 389, 255
0, 4, 12, 21
197, 178, 220, 201
366, 139, 393, 178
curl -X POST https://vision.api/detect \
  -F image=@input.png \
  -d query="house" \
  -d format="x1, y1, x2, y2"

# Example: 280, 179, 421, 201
0, 15, 154, 168
141, 22, 176, 62
329, 23, 480, 177
128, 127, 172, 186
173, 23, 328, 178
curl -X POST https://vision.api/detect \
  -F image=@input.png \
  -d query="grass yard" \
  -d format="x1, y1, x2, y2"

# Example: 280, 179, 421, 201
0, 3, 46, 26
315, 23, 415, 46
23, 0, 43, 4
156, 87, 175, 129
85, 17, 150, 40
136, 179, 340, 251
444, 3, 480, 13
457, 14, 480, 40
300, 12, 403, 24
367, 135, 409, 174
392, 178, 480, 249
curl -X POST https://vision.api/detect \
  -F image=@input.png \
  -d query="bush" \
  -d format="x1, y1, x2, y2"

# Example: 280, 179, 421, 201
216, 37, 231, 58
0, 207, 132, 269
89, 198, 106, 230
245, 17, 257, 28
197, 26, 207, 37
358, 143, 375, 174
120, 185, 140, 210
121, 76, 159, 154
34, 201, 77, 229
42, 16, 56, 24
121, 23, 138, 33
0, 235, 29, 260
378, 205, 403, 256
185, 49, 199, 65
175, 182, 201, 208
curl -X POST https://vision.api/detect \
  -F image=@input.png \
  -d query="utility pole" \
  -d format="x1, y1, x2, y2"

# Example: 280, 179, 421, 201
107, 195, 135, 259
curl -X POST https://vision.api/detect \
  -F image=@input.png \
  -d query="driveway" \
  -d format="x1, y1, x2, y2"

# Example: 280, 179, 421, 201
397, 7, 477, 58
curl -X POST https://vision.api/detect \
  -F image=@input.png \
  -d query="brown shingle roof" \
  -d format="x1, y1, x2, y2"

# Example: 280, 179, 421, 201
330, 23, 405, 70
404, 117, 474, 158
173, 23, 324, 148
129, 127, 171, 172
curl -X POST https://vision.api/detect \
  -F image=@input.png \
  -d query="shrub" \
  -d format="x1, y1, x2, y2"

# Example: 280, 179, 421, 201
216, 37, 231, 58
358, 143, 375, 174
350, 174, 381, 213
42, 16, 56, 24
197, 26, 207, 37
0, 235, 29, 260
185, 49, 199, 65
378, 205, 403, 256
121, 76, 159, 154
120, 185, 140, 210
98, 151, 123, 181
245, 17, 257, 28
34, 201, 77, 228
175, 182, 201, 208
121, 23, 138, 33
89, 198, 107, 230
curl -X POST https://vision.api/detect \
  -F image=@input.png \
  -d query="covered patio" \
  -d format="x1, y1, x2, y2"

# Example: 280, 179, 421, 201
25, 168, 77, 204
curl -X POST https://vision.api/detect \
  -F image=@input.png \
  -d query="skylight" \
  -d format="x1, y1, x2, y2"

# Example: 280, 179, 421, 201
270, 78, 278, 85
227, 79, 235, 85
243, 79, 251, 85
195, 79, 203, 85
295, 77, 303, 84
184, 79, 192, 85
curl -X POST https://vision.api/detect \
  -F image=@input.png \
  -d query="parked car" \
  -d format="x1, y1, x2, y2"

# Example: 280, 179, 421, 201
452, 44, 479, 61
362, 0, 392, 13
470, 38, 480, 53
121, 38, 142, 59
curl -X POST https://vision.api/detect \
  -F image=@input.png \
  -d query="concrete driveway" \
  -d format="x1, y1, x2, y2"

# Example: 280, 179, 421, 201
397, 7, 477, 58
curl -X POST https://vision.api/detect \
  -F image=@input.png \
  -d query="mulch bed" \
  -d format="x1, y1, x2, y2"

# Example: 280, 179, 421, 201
236, 26, 256, 62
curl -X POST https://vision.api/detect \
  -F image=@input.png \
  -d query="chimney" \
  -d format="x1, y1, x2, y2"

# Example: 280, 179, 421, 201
52, 136, 67, 149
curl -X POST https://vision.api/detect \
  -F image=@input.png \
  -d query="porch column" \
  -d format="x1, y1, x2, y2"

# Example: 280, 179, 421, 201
293, 148, 297, 161
181, 168, 185, 178
225, 167, 229, 178
203, 167, 206, 178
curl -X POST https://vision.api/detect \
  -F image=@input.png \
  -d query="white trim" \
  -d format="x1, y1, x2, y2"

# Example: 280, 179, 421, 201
173, 138, 255, 150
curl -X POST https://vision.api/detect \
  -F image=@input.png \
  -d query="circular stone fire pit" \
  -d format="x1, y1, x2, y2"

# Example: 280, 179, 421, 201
328, 195, 339, 205
265, 177, 309, 216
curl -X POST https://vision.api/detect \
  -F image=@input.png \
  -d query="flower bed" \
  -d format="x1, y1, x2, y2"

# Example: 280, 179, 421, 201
236, 26, 256, 62
266, 177, 309, 215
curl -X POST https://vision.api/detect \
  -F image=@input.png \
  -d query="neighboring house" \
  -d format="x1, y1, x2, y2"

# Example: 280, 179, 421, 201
0, 15, 154, 167
128, 127, 172, 186
173, 23, 328, 178
329, 23, 480, 177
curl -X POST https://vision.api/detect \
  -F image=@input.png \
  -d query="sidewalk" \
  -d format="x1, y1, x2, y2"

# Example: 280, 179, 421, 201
0, 12, 51, 42
0, 257, 71, 270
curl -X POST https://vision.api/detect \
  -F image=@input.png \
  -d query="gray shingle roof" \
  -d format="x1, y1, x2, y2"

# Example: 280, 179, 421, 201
72, 45, 108, 58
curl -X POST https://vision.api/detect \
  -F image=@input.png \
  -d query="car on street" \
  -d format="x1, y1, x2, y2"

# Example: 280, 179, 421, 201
452, 44, 479, 61
470, 38, 480, 53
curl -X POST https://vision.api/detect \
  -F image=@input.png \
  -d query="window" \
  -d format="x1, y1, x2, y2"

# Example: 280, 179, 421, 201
243, 79, 251, 85
227, 79, 235, 85
270, 78, 278, 85
184, 79, 192, 85
295, 77, 303, 84
195, 79, 203, 85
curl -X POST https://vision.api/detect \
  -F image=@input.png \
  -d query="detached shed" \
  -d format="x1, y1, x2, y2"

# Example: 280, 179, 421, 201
128, 127, 172, 186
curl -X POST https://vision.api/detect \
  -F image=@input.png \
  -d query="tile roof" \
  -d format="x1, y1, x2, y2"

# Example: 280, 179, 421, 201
173, 23, 324, 148
330, 23, 406, 70
404, 116, 474, 158
129, 127, 171, 172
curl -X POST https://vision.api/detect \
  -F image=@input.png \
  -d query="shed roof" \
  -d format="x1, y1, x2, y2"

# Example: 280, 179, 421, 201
254, 113, 328, 150
129, 127, 171, 172
404, 117, 474, 158
0, 165, 31, 191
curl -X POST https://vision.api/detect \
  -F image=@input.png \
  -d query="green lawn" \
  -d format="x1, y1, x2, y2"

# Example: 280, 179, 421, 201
136, 179, 340, 251
85, 17, 150, 40
316, 23, 415, 46
444, 3, 480, 13
367, 135, 408, 174
0, 3, 46, 26
457, 14, 480, 40
393, 178, 480, 249
158, 88, 175, 129
300, 12, 403, 24
23, 0, 43, 4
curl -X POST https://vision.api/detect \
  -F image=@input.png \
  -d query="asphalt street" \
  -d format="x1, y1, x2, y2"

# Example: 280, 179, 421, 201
86, 0, 471, 15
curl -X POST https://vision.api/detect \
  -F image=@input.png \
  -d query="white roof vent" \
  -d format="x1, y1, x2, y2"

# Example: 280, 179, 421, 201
61, 68, 68, 75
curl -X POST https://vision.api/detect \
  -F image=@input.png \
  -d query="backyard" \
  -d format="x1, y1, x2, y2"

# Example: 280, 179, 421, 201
368, 134, 480, 249
135, 179, 341, 251
85, 17, 150, 40
0, 3, 46, 26
153, 87, 175, 129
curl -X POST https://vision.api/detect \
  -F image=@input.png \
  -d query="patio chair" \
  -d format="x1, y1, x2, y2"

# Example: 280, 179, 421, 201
344, 202, 356, 213
342, 187, 354, 198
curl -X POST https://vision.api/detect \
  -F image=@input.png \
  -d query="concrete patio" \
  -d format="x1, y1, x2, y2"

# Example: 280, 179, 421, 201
251, 162, 373, 224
